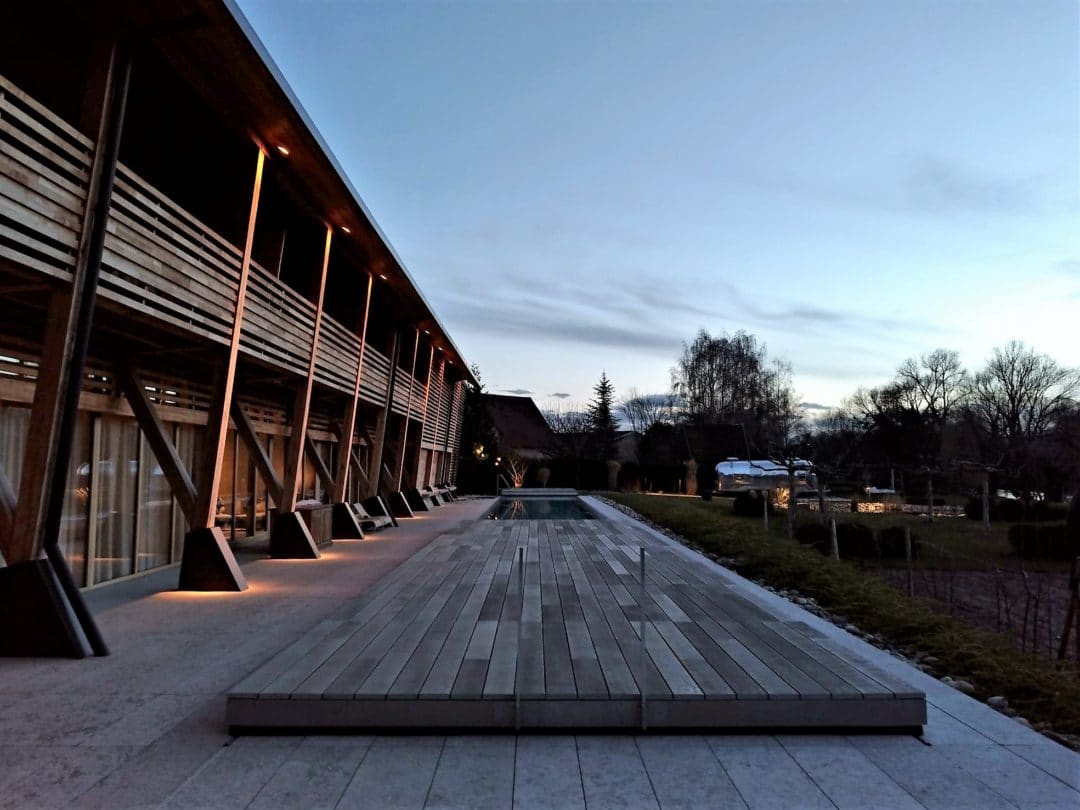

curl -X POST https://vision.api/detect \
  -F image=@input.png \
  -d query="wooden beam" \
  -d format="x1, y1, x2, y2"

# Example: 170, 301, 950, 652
192, 146, 265, 529
231, 401, 283, 506
117, 367, 197, 525
331, 272, 373, 503
279, 225, 332, 513
304, 435, 335, 494
394, 328, 421, 490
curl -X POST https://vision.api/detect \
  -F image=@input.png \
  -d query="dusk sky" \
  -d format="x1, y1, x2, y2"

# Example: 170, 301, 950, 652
235, 0, 1080, 415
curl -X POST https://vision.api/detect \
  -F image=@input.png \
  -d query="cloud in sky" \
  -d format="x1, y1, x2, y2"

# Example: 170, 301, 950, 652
500, 388, 533, 395
800, 401, 833, 412
237, 0, 1080, 406
548, 392, 571, 399
903, 155, 1045, 215
1055, 259, 1080, 276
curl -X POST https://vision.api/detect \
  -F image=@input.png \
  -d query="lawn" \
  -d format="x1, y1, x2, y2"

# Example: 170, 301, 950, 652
606, 492, 1080, 741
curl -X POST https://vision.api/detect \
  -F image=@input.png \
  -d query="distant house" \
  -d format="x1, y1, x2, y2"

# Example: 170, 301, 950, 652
481, 394, 554, 460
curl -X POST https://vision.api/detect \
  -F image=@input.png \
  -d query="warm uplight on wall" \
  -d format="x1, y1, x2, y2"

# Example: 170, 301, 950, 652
276, 145, 290, 156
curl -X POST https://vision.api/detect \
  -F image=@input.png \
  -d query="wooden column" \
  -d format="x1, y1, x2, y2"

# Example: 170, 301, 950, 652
331, 273, 373, 503
424, 359, 446, 486
415, 345, 436, 488
270, 225, 332, 558
179, 146, 265, 591
393, 328, 421, 490
1, 42, 131, 657
366, 328, 400, 498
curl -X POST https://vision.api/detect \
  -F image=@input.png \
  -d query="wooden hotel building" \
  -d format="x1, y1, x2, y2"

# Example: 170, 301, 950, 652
0, 0, 471, 655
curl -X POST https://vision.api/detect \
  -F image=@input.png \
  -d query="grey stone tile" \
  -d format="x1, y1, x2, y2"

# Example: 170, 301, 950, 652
163, 735, 300, 809
852, 736, 1015, 810
576, 735, 659, 810
337, 736, 444, 809
707, 736, 833, 810
919, 704, 995, 746
248, 736, 374, 810
926, 693, 1043, 746
512, 735, 586, 810
1005, 742, 1080, 790
2, 691, 156, 746
0, 744, 138, 810
425, 735, 516, 809
935, 742, 1080, 808
68, 697, 230, 809
778, 736, 923, 809
637, 735, 747, 809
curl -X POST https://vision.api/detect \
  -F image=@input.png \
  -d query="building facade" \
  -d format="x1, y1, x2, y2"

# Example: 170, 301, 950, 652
0, 0, 470, 627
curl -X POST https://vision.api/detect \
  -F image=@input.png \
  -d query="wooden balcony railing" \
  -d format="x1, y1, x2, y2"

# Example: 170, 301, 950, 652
1, 73, 432, 410
0, 74, 92, 282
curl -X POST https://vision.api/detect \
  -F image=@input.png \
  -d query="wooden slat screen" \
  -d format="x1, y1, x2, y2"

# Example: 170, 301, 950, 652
0, 73, 92, 281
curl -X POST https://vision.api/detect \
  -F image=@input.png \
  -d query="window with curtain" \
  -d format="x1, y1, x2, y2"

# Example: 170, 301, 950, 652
93, 416, 138, 583
59, 414, 91, 584
136, 431, 172, 572
0, 405, 31, 568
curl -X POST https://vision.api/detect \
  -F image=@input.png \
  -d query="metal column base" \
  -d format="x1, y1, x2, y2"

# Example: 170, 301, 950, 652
179, 527, 249, 591
0, 559, 91, 657
332, 503, 364, 539
269, 511, 321, 559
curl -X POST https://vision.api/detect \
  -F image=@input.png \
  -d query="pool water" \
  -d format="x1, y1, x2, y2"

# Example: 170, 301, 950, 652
489, 498, 594, 520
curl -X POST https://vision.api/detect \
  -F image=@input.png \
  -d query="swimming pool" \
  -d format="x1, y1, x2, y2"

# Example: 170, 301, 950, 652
488, 497, 594, 520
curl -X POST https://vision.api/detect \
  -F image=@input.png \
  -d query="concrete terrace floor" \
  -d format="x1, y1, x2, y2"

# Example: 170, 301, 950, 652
0, 497, 1076, 809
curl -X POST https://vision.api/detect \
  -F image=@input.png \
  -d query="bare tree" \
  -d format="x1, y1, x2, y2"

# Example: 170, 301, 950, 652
670, 329, 799, 454
966, 341, 1080, 454
896, 348, 968, 424
618, 388, 675, 434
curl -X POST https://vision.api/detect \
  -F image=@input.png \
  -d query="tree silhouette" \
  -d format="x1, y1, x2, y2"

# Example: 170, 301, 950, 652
587, 372, 619, 459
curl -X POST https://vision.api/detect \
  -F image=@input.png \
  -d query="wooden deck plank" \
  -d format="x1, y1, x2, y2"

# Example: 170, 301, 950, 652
538, 521, 577, 699
558, 531, 639, 699
418, 529, 508, 698
561, 522, 674, 699
228, 506, 924, 730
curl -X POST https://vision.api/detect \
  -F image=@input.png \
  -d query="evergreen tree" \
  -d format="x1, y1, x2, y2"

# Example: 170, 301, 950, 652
586, 372, 620, 459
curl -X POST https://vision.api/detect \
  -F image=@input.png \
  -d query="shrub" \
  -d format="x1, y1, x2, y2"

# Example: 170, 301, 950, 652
877, 525, 921, 560
835, 522, 876, 558
965, 498, 1068, 523
1007, 524, 1077, 560
794, 522, 830, 553
905, 496, 947, 507
732, 490, 771, 517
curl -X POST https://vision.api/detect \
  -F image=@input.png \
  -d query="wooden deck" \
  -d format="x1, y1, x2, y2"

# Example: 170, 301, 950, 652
227, 513, 926, 731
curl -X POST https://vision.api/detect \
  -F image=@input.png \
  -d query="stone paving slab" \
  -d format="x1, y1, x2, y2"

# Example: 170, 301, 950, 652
0, 497, 1076, 808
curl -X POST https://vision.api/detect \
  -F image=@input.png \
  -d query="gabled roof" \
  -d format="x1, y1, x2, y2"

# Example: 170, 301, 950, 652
482, 394, 553, 453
